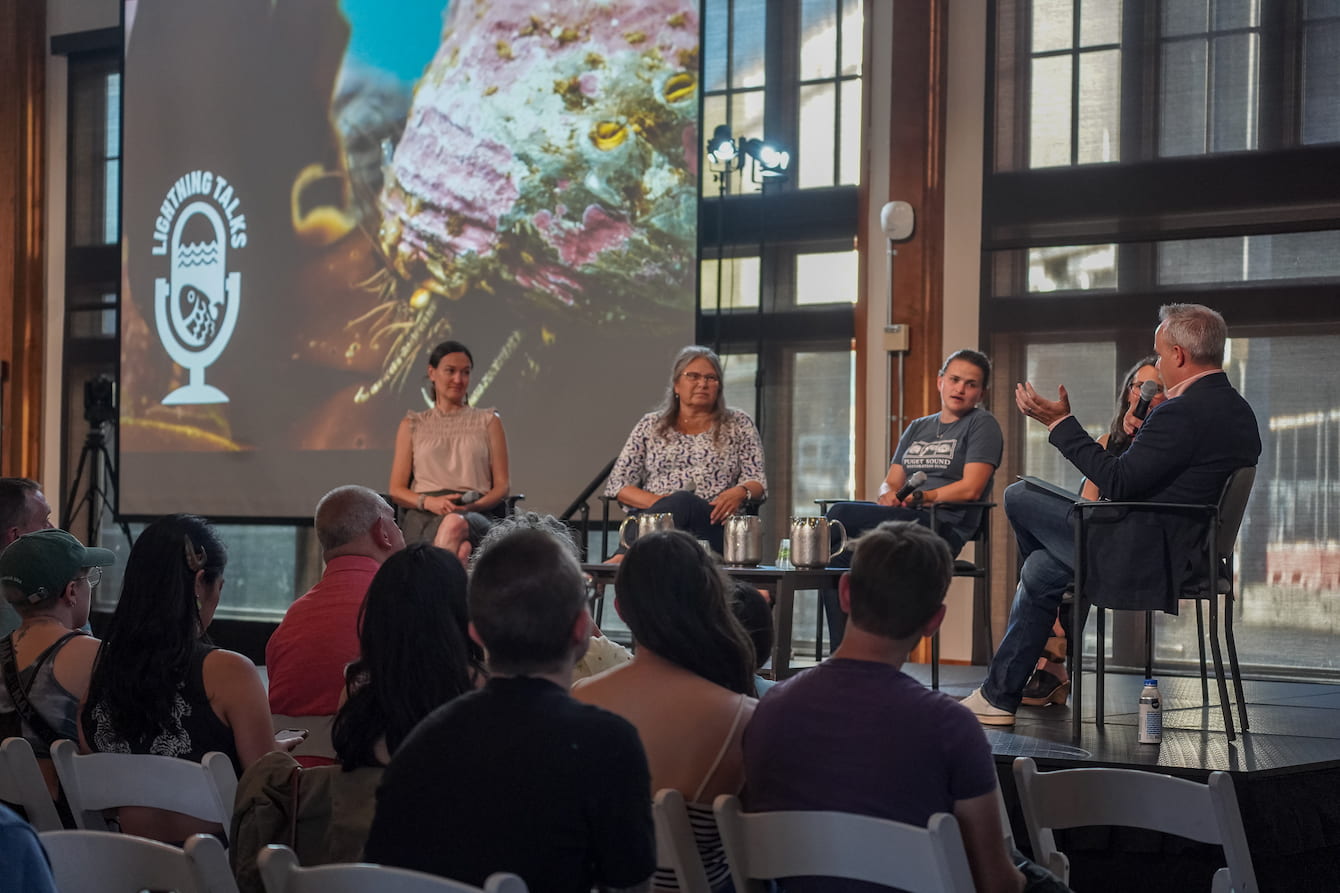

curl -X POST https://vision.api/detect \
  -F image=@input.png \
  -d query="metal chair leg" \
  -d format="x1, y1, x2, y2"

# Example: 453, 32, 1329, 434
1195, 599, 1208, 703
931, 630, 940, 690
1224, 591, 1249, 731
1070, 592, 1084, 745
1207, 594, 1237, 741
1096, 607, 1106, 727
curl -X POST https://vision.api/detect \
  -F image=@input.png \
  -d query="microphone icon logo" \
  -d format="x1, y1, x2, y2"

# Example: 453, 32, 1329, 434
151, 172, 246, 405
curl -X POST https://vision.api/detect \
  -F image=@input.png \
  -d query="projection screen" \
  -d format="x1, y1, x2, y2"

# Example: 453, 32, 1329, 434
120, 0, 699, 518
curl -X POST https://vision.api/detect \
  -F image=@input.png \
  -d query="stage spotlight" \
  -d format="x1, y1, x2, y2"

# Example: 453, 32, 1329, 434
742, 138, 791, 177
706, 124, 738, 166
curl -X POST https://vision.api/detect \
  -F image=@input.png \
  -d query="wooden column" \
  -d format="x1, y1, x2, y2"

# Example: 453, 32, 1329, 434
0, 0, 47, 478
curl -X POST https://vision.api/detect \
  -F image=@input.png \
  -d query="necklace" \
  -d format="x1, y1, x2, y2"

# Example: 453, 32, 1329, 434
934, 415, 958, 439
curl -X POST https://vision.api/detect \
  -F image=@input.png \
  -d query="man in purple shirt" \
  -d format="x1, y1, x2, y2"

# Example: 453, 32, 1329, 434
743, 521, 1030, 893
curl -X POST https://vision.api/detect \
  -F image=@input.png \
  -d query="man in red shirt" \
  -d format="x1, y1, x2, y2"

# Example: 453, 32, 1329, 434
265, 486, 404, 759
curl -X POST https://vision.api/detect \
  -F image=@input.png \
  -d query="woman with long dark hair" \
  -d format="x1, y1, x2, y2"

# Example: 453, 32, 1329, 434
80, 514, 281, 841
332, 542, 483, 769
1022, 355, 1168, 707
573, 530, 755, 891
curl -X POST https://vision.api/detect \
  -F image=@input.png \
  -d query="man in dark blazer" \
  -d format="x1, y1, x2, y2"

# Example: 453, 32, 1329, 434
962, 304, 1261, 726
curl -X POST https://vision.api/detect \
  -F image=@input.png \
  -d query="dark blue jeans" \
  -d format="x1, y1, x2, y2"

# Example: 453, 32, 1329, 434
981, 481, 1089, 712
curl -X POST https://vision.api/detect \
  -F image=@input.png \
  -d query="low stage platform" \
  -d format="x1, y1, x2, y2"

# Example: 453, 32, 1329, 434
911, 665, 1340, 892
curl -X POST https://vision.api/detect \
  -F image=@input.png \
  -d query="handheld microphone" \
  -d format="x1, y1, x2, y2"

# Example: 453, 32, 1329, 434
1132, 379, 1159, 421
458, 490, 483, 506
894, 471, 928, 502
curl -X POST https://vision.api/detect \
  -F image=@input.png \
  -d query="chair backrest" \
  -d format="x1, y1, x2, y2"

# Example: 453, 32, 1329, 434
0, 736, 62, 831
652, 788, 712, 893
40, 829, 238, 893
50, 738, 237, 832
1215, 466, 1256, 560
257, 844, 529, 893
1013, 757, 1257, 892
712, 794, 976, 893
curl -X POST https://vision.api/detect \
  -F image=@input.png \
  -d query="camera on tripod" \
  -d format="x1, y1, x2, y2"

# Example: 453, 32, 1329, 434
84, 375, 117, 428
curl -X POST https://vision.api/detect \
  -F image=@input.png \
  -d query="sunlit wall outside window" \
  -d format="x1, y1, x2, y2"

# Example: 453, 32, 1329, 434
1029, 0, 1122, 168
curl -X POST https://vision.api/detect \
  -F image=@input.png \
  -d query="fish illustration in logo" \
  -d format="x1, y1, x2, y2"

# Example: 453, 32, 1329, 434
154, 200, 241, 404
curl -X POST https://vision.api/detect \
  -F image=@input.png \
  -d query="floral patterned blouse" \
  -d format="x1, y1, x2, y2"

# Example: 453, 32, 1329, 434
605, 409, 767, 508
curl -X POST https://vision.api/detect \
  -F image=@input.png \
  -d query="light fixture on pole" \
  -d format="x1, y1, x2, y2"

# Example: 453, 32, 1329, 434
706, 124, 745, 353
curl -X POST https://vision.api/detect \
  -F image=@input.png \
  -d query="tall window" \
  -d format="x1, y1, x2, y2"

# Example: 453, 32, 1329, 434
986, 0, 1340, 678
702, 0, 863, 655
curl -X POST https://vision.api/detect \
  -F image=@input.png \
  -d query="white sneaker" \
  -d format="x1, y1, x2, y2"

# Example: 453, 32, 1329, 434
961, 687, 1015, 727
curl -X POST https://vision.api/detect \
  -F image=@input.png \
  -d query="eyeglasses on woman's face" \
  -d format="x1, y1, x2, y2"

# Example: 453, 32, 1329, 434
680, 371, 720, 385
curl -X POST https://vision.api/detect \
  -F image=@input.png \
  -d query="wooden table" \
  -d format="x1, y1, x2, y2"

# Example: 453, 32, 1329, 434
582, 563, 844, 679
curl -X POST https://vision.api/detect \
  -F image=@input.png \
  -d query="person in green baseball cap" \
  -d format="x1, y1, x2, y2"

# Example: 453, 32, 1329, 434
0, 529, 116, 797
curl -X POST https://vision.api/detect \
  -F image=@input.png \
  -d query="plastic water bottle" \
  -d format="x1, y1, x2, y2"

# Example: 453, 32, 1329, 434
1138, 679, 1163, 744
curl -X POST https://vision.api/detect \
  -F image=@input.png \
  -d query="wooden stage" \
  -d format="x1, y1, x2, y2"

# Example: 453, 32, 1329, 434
916, 664, 1340, 892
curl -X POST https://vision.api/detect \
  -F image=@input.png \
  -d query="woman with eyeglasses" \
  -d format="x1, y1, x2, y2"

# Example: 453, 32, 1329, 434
605, 346, 766, 556
1022, 355, 1168, 708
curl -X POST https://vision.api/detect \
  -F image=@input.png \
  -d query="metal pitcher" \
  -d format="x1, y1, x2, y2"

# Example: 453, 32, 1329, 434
619, 512, 676, 550
789, 516, 848, 568
722, 515, 763, 566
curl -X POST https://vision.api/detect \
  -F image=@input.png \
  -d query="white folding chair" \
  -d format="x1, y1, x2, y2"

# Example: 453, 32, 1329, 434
1013, 757, 1257, 893
652, 788, 711, 893
257, 844, 529, 893
40, 829, 238, 893
712, 794, 976, 893
0, 736, 62, 831
50, 738, 237, 832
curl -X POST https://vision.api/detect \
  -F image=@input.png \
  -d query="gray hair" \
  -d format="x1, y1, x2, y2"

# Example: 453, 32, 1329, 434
471, 512, 579, 570
654, 345, 727, 442
1159, 303, 1227, 366
315, 485, 393, 553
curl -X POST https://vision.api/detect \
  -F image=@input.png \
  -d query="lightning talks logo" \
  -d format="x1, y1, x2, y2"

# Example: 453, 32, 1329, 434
151, 170, 246, 405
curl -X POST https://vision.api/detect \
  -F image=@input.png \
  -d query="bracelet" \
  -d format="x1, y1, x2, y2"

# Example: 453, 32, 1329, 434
417, 493, 426, 511
739, 485, 751, 500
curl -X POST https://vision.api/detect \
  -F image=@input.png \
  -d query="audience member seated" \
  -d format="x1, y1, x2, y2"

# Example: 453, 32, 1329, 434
365, 528, 655, 893
743, 521, 1067, 893
0, 803, 57, 893
825, 349, 1002, 561
573, 530, 757, 892
728, 579, 776, 698
0, 478, 56, 638
265, 485, 405, 764
606, 346, 767, 556
80, 514, 290, 843
471, 512, 631, 683
231, 543, 480, 893
0, 530, 114, 800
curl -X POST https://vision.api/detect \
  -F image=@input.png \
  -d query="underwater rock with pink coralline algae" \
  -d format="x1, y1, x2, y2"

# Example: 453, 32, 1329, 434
378, 0, 700, 328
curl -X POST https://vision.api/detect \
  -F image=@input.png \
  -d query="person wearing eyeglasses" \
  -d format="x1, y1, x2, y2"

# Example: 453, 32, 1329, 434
1021, 356, 1168, 709
605, 346, 766, 557
0, 529, 115, 800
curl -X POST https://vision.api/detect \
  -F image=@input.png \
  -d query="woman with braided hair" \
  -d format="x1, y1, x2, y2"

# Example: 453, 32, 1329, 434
80, 514, 290, 842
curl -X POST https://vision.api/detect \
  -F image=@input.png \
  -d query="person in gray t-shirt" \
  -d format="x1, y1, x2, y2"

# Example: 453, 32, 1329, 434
827, 349, 1002, 560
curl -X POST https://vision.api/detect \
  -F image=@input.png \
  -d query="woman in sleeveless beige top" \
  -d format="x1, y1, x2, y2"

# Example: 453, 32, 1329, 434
573, 530, 757, 891
389, 340, 511, 561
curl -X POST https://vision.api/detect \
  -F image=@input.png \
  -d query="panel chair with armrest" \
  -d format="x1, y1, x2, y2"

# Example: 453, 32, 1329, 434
50, 738, 237, 834
713, 794, 976, 893
0, 736, 63, 831
812, 498, 995, 689
1012, 757, 1257, 893
1069, 466, 1256, 744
